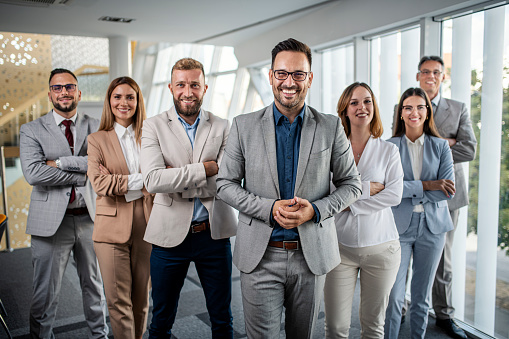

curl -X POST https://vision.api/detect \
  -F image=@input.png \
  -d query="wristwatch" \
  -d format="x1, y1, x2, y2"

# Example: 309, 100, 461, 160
55, 158, 61, 169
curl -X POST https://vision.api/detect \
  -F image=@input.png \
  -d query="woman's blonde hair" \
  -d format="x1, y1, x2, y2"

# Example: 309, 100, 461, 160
98, 76, 146, 145
337, 82, 383, 138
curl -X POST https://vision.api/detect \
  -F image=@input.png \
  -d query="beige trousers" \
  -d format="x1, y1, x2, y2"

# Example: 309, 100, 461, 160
324, 240, 401, 339
94, 198, 152, 339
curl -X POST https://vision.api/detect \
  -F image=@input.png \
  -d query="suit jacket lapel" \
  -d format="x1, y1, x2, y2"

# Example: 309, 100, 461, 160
193, 110, 211, 163
433, 98, 449, 130
107, 130, 130, 174
261, 106, 280, 198
295, 107, 316, 195
74, 112, 87, 155
421, 134, 433, 180
167, 107, 193, 163
43, 111, 73, 156
399, 136, 415, 181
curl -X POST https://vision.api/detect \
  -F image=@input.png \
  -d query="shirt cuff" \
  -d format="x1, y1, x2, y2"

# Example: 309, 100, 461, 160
127, 173, 144, 190
311, 203, 320, 223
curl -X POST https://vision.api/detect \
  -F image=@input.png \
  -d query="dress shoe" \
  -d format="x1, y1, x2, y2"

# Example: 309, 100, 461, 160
436, 318, 468, 339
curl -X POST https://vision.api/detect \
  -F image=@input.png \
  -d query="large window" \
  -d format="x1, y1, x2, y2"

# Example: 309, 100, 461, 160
321, 43, 354, 115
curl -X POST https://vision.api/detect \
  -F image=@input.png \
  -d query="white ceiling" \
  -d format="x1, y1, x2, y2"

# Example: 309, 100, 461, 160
0, 0, 338, 46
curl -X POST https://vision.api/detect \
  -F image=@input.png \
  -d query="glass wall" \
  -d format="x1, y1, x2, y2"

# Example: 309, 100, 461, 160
321, 43, 354, 115
441, 5, 509, 338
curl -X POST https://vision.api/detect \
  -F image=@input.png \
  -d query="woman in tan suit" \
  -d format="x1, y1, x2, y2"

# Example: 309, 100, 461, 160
88, 76, 153, 339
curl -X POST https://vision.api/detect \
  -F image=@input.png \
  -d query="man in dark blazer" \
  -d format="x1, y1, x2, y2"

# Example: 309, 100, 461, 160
393, 56, 477, 339
217, 38, 361, 338
20, 68, 107, 339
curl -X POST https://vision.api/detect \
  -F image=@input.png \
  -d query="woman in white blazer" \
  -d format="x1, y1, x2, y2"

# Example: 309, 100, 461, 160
324, 82, 404, 338
384, 87, 455, 339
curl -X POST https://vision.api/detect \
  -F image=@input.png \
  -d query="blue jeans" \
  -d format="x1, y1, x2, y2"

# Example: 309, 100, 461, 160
148, 228, 233, 339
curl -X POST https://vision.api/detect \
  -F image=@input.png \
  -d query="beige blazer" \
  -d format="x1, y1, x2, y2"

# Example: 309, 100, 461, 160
140, 108, 237, 248
87, 129, 154, 244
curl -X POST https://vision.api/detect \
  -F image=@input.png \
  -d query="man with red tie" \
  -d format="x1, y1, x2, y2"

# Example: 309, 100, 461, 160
20, 68, 108, 339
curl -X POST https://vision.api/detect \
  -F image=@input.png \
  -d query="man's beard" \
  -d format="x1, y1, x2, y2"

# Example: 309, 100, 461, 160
173, 96, 203, 117
51, 96, 78, 113
273, 85, 303, 110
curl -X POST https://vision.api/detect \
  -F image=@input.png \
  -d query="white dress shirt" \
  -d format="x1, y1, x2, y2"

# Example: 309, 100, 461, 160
53, 110, 86, 208
405, 133, 425, 212
114, 122, 144, 202
334, 136, 404, 248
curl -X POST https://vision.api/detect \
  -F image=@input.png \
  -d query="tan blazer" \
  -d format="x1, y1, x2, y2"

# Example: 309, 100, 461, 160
140, 108, 237, 248
87, 129, 154, 244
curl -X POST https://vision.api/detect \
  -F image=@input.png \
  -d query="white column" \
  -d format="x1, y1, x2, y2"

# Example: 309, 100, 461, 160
354, 37, 369, 83
227, 68, 249, 121
379, 34, 398, 140
400, 28, 420, 93
420, 17, 441, 57
474, 7, 505, 336
450, 14, 473, 322
108, 36, 131, 81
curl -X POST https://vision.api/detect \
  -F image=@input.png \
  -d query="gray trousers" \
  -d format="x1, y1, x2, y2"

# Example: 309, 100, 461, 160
30, 214, 108, 339
240, 246, 325, 339
432, 208, 460, 320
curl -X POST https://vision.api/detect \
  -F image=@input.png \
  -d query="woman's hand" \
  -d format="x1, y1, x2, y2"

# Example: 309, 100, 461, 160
370, 182, 385, 196
422, 179, 455, 197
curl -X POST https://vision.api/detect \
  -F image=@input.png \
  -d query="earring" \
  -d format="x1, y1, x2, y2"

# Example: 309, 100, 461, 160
400, 116, 403, 120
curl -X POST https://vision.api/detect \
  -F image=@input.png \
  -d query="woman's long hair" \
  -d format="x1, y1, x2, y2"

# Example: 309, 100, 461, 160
98, 76, 146, 145
393, 87, 441, 138
337, 82, 383, 138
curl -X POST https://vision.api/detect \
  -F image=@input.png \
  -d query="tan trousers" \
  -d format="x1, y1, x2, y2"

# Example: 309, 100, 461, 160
324, 240, 401, 339
94, 198, 151, 339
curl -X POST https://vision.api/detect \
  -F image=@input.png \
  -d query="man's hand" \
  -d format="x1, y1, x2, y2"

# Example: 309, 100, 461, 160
46, 160, 57, 168
445, 138, 457, 147
203, 161, 218, 177
99, 164, 111, 175
422, 179, 455, 197
272, 199, 300, 218
274, 197, 315, 229
370, 182, 385, 196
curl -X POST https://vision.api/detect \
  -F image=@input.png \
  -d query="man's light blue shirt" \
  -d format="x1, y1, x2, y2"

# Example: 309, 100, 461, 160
177, 111, 209, 223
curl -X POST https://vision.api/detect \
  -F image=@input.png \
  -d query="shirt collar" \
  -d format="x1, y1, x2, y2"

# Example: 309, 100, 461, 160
431, 92, 441, 108
405, 133, 425, 146
177, 110, 201, 129
114, 122, 134, 139
53, 110, 77, 126
273, 103, 305, 126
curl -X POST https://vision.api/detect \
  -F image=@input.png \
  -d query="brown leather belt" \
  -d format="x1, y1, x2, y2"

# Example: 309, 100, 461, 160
65, 207, 88, 216
268, 240, 300, 250
191, 220, 210, 233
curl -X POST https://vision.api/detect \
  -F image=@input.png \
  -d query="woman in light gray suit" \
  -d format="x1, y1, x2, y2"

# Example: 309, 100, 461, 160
384, 87, 455, 339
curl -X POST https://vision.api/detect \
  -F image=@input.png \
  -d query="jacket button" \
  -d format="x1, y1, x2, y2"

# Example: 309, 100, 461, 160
188, 198, 193, 202
420, 201, 423, 204
184, 187, 188, 191
66, 192, 70, 196
413, 194, 416, 197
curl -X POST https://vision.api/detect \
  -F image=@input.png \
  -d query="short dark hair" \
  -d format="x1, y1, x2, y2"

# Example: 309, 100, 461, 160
49, 68, 78, 85
418, 56, 444, 70
271, 38, 312, 69
171, 58, 205, 82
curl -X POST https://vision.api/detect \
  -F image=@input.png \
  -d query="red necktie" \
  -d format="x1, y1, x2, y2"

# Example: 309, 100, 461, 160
61, 120, 75, 203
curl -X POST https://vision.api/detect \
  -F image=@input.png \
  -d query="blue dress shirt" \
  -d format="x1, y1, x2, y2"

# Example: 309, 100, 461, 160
177, 111, 209, 223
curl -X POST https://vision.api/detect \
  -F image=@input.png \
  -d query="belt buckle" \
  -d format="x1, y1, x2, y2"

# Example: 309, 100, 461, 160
283, 241, 299, 250
191, 224, 200, 233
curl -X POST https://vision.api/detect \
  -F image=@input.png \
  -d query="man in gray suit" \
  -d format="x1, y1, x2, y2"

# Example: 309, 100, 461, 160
394, 56, 476, 339
20, 68, 108, 339
217, 38, 361, 338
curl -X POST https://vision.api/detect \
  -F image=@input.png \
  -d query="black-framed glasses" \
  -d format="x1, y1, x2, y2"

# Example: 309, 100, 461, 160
50, 84, 77, 93
272, 70, 310, 81
418, 70, 443, 77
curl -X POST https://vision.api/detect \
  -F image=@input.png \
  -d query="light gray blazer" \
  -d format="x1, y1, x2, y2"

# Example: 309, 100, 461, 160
20, 111, 99, 237
433, 97, 476, 210
140, 107, 237, 248
388, 134, 455, 235
216, 104, 362, 276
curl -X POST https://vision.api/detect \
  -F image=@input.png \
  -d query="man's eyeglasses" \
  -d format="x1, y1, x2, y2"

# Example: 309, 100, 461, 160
50, 84, 77, 93
272, 70, 310, 82
418, 70, 443, 77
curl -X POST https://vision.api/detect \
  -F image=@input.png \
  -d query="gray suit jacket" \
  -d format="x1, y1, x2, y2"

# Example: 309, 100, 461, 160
20, 111, 99, 237
216, 104, 362, 275
388, 135, 455, 235
392, 97, 477, 210
140, 108, 237, 248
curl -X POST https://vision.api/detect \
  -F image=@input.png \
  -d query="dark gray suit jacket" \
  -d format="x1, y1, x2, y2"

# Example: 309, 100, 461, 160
217, 104, 362, 275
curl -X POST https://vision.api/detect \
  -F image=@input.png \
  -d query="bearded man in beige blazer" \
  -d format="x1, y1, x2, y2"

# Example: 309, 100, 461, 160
140, 58, 236, 339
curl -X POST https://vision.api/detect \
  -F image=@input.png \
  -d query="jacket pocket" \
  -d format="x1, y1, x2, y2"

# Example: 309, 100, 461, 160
31, 190, 48, 201
238, 213, 252, 225
154, 193, 173, 207
309, 147, 330, 159
96, 205, 117, 216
